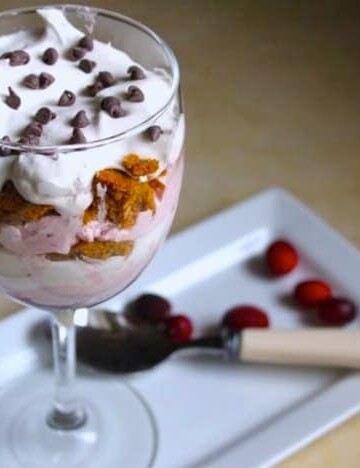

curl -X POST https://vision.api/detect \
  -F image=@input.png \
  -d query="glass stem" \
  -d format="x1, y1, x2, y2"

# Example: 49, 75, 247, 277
47, 309, 86, 430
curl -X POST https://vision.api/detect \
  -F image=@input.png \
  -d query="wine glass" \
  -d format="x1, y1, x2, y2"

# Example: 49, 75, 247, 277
0, 4, 184, 467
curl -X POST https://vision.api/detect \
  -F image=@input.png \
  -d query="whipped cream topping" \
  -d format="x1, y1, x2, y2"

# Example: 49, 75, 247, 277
0, 8, 184, 216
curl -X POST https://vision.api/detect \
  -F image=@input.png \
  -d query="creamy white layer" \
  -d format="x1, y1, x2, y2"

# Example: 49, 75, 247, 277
0, 215, 173, 308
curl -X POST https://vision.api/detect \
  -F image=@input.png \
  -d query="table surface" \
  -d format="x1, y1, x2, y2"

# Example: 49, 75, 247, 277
0, 0, 359, 466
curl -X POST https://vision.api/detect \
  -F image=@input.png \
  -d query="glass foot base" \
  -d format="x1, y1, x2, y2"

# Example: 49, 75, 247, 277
0, 368, 157, 467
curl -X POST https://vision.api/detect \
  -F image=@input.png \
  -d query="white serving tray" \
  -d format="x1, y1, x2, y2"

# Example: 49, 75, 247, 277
0, 188, 359, 468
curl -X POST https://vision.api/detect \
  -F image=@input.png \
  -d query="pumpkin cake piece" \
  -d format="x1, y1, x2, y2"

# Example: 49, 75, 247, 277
149, 178, 165, 199
47, 240, 133, 261
84, 168, 156, 229
122, 153, 159, 177
0, 181, 54, 223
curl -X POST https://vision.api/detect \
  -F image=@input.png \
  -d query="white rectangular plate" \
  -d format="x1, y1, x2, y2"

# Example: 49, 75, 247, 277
0, 188, 359, 467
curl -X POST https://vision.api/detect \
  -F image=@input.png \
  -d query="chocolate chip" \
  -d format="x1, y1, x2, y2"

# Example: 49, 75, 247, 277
22, 73, 54, 89
68, 128, 86, 144
127, 65, 146, 80
58, 90, 76, 106
0, 136, 12, 156
5, 87, 21, 109
24, 122, 43, 137
78, 35, 94, 51
23, 74, 40, 89
39, 72, 55, 89
146, 125, 162, 142
42, 47, 58, 65
67, 47, 87, 61
18, 134, 40, 145
79, 59, 96, 73
101, 96, 125, 118
12, 50, 30, 66
71, 110, 90, 128
86, 82, 104, 96
1, 50, 30, 66
97, 71, 115, 88
34, 107, 56, 124
126, 85, 144, 102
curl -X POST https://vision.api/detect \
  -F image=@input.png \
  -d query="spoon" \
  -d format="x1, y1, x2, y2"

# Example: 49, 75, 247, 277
75, 308, 360, 373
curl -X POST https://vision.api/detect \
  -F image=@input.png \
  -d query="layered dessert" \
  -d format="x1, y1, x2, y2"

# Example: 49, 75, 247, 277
0, 8, 184, 308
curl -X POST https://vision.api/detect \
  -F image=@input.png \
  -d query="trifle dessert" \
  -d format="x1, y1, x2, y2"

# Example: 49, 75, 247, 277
0, 7, 184, 309
0, 6, 183, 467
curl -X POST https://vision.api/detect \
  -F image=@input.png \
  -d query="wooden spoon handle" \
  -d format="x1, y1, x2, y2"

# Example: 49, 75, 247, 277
240, 329, 360, 368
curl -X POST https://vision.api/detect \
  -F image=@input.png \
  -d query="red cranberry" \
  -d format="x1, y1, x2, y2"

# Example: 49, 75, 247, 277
130, 293, 171, 323
165, 315, 193, 343
293, 279, 332, 308
222, 305, 270, 331
265, 240, 299, 276
317, 297, 357, 326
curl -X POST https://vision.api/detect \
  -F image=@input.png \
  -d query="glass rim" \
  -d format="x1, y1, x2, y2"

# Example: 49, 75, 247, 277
0, 3, 180, 154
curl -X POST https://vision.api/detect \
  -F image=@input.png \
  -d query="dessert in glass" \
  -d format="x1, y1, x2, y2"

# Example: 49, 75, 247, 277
0, 4, 184, 467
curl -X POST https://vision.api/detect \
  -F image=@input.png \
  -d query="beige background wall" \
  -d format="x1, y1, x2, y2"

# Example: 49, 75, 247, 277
0, 1, 359, 466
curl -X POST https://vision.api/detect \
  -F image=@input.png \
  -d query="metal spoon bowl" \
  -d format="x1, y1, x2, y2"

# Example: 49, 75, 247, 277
77, 326, 223, 373
73, 308, 360, 373
75, 308, 222, 373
